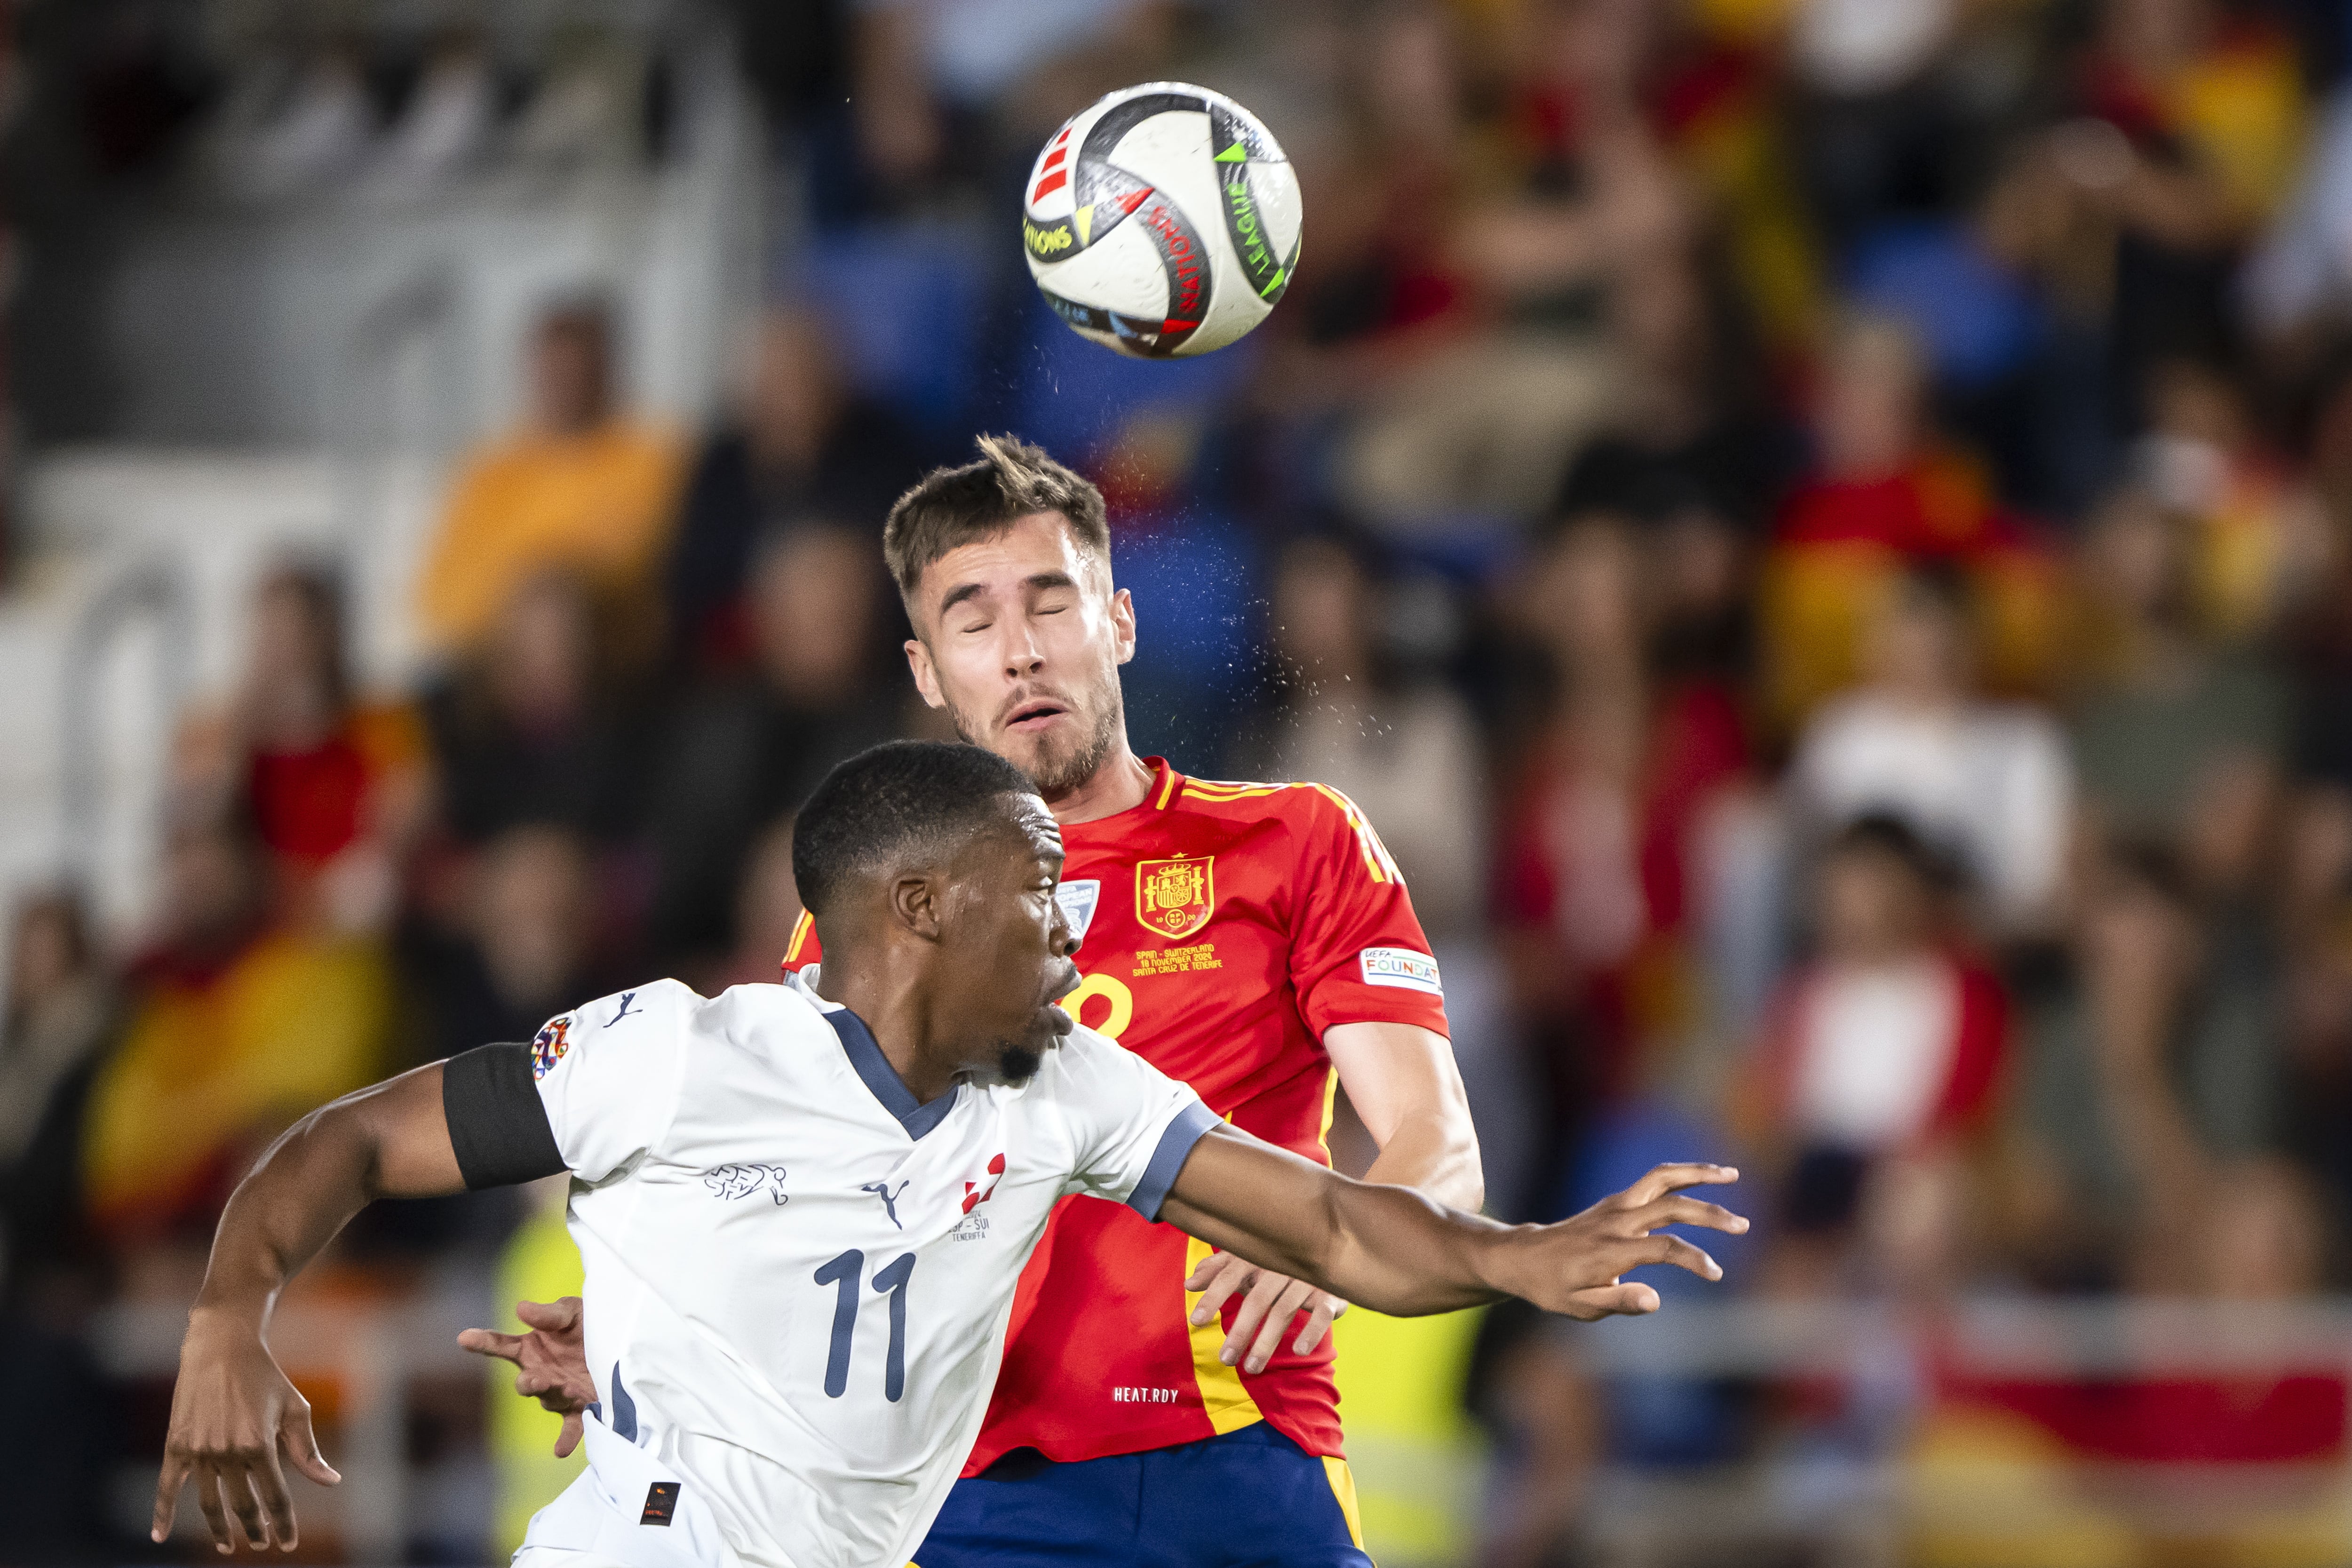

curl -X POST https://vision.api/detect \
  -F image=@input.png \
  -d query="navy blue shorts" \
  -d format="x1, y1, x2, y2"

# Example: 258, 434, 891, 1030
913, 1422, 1372, 1568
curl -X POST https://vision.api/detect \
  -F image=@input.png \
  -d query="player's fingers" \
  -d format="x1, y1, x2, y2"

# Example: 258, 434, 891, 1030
1614, 1234, 1722, 1282
1187, 1254, 1255, 1328
516, 1296, 582, 1333
1241, 1279, 1316, 1373
554, 1410, 584, 1459
1218, 1269, 1293, 1365
281, 1399, 340, 1487
252, 1442, 298, 1552
1182, 1248, 1238, 1294
1562, 1282, 1661, 1321
191, 1461, 235, 1553
1621, 1163, 1738, 1207
1293, 1295, 1343, 1357
224, 1458, 274, 1549
152, 1451, 191, 1543
1631, 1194, 1751, 1237
458, 1328, 527, 1364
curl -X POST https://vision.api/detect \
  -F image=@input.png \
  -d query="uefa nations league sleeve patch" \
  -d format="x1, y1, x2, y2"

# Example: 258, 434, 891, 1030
1359, 947, 1442, 995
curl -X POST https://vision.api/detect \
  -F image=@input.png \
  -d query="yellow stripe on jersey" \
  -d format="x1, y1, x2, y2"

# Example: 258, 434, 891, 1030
1322, 1456, 1368, 1551
1318, 1067, 1339, 1166
1305, 783, 1400, 884
1183, 1232, 1267, 1436
1155, 765, 1183, 810
783, 910, 816, 965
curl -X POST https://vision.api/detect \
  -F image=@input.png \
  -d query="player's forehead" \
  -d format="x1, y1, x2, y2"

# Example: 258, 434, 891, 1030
1004, 793, 1063, 866
918, 512, 1105, 610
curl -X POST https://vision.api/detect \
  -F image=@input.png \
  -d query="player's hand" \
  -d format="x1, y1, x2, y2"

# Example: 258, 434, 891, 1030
152, 1308, 341, 1553
1513, 1163, 1748, 1320
1184, 1251, 1349, 1375
458, 1296, 596, 1458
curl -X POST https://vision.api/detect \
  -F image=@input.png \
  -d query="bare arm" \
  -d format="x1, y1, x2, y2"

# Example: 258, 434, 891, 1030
1162, 1125, 1743, 1320
1327, 1020, 1484, 1210
1185, 1020, 1485, 1369
152, 1064, 464, 1553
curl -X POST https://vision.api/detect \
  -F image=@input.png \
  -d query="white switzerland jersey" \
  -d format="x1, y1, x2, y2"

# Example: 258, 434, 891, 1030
510, 973, 1216, 1568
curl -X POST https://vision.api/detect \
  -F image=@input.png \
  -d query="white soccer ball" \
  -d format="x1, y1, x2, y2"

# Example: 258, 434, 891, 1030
1022, 82, 1303, 358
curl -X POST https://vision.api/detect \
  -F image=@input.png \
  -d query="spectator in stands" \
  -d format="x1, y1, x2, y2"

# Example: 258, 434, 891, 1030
645, 525, 898, 971
1494, 514, 1750, 1148
404, 825, 606, 1067
2066, 486, 2287, 896
1788, 566, 2072, 939
712, 817, 805, 992
1741, 815, 2007, 1288
662, 308, 926, 670
177, 562, 428, 935
1759, 314, 2056, 729
1228, 535, 1487, 939
0, 891, 111, 1291
424, 570, 652, 848
1552, 245, 1789, 538
414, 299, 686, 661
2011, 841, 2282, 1289
81, 798, 389, 1282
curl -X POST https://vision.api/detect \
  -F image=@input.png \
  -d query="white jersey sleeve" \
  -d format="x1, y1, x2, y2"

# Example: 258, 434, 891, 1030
528, 979, 697, 1183
1046, 1025, 1220, 1220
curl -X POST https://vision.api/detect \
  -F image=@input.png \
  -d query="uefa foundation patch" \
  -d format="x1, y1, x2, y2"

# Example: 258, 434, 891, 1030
1359, 947, 1442, 995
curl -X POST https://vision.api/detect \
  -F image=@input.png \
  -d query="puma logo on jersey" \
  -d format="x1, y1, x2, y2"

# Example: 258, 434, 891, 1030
962, 1153, 1007, 1214
861, 1179, 911, 1229
705, 1163, 788, 1204
611, 991, 642, 1024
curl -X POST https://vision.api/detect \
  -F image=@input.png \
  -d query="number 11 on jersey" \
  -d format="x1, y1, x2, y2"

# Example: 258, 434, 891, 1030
815, 1249, 917, 1401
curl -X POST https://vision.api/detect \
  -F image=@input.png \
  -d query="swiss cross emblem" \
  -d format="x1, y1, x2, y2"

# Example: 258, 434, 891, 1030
963, 1153, 1006, 1215
1135, 855, 1215, 940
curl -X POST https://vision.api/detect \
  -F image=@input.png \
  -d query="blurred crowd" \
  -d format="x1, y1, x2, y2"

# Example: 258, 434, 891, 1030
11, 0, 2352, 1560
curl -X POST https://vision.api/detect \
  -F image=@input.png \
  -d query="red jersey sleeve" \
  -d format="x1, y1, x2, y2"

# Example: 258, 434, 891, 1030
1284, 785, 1451, 1039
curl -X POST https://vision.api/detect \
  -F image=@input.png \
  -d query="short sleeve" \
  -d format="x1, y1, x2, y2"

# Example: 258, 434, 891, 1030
1285, 786, 1451, 1039
1049, 1027, 1220, 1221
529, 979, 698, 1183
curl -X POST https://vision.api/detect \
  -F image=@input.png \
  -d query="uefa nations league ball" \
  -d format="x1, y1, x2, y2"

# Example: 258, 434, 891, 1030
1022, 82, 1303, 358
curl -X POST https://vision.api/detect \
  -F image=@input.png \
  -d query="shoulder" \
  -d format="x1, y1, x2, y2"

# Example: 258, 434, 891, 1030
1171, 774, 1393, 868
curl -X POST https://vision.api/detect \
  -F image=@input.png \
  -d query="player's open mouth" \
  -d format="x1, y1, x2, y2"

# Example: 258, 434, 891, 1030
1005, 702, 1067, 733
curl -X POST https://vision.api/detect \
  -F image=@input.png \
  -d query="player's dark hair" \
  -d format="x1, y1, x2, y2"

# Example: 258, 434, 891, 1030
792, 740, 1039, 915
882, 434, 1111, 609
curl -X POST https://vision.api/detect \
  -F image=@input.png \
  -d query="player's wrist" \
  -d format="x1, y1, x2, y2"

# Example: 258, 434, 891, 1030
1470, 1222, 1555, 1304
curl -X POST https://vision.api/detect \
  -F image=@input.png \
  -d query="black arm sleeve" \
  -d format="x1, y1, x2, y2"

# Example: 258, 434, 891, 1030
442, 1043, 567, 1190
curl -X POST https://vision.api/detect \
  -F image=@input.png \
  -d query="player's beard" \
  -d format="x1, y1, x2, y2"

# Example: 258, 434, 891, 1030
989, 1041, 1044, 1086
956, 666, 1124, 798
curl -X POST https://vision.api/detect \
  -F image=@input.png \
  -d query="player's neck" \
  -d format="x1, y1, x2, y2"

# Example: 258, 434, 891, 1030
1041, 740, 1155, 826
811, 959, 963, 1105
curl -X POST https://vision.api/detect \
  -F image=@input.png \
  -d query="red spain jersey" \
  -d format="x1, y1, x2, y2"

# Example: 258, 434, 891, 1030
781, 759, 1449, 1468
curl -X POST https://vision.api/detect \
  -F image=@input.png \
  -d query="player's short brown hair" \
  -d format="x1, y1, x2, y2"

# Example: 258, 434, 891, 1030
882, 434, 1110, 609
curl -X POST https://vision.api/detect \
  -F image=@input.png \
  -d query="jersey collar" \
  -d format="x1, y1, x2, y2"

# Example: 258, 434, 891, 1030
820, 1002, 960, 1141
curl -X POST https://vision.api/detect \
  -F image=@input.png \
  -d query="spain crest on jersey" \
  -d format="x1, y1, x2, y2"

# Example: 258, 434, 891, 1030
1135, 855, 1214, 940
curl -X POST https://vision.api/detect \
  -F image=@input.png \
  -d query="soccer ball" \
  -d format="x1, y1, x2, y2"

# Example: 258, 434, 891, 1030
1022, 82, 1303, 358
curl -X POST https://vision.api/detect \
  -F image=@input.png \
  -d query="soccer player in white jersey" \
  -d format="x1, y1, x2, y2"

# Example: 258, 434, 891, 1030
150, 741, 1746, 1568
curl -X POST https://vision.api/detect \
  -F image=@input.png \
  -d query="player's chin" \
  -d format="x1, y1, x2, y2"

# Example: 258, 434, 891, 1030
989, 1042, 1046, 1086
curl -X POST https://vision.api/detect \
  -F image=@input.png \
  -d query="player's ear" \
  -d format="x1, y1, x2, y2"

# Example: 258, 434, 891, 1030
1109, 588, 1137, 668
905, 637, 948, 710
889, 872, 944, 940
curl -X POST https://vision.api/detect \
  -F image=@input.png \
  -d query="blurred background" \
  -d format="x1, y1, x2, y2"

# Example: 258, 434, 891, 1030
3, 0, 2352, 1563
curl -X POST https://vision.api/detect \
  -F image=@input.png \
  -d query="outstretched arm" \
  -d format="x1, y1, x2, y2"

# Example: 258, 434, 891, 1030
1159, 1124, 1743, 1319
152, 1064, 465, 1553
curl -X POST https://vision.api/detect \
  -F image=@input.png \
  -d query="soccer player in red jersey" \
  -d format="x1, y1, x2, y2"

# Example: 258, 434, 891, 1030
490, 435, 1486, 1566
